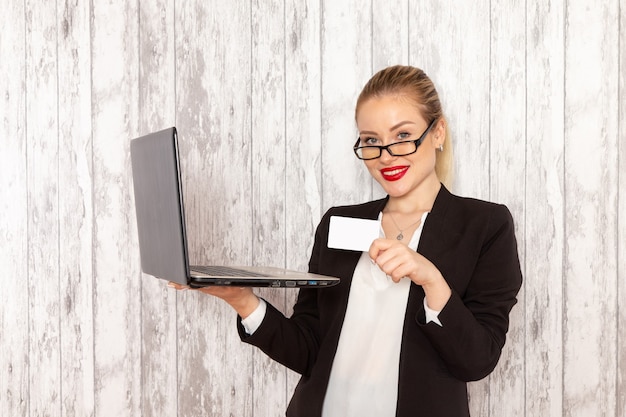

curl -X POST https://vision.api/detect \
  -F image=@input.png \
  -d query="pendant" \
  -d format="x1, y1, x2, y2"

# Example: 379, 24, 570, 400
396, 233, 403, 240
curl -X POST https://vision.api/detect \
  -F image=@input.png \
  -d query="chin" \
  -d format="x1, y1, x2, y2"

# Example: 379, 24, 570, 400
381, 185, 412, 198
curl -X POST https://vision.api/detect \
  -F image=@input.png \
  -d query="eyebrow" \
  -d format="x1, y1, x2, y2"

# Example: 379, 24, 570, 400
359, 120, 417, 136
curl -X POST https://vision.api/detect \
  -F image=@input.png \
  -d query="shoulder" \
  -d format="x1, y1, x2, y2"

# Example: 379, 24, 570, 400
453, 194, 511, 221
440, 186, 512, 218
433, 186, 516, 237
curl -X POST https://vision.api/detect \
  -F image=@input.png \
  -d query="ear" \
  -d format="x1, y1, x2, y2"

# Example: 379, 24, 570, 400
431, 118, 446, 148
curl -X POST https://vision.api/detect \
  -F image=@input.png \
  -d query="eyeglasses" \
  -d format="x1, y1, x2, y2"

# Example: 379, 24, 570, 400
353, 119, 436, 160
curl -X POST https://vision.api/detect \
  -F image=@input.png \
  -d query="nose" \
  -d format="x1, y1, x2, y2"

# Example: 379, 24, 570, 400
378, 146, 396, 163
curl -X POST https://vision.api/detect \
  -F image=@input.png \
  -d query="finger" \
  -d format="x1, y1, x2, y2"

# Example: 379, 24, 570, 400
378, 257, 405, 280
376, 258, 407, 283
197, 286, 252, 299
390, 274, 406, 283
377, 251, 419, 282
368, 238, 395, 261
167, 282, 190, 290
197, 286, 237, 296
373, 241, 408, 267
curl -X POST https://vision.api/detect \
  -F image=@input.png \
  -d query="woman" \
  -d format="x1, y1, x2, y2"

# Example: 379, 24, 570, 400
176, 65, 523, 416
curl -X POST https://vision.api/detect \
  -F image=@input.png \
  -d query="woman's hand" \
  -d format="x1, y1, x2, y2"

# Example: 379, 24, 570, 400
168, 282, 260, 319
368, 238, 451, 311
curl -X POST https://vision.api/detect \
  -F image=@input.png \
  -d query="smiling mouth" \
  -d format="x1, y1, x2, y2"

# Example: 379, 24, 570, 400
380, 166, 409, 181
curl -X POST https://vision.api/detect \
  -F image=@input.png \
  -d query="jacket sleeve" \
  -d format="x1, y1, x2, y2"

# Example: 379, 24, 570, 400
235, 211, 331, 376
236, 293, 320, 376
417, 203, 523, 381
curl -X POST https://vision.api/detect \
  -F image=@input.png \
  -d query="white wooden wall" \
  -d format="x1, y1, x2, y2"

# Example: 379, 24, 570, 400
1, 1, 624, 416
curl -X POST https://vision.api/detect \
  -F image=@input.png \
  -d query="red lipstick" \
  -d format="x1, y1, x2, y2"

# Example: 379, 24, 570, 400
380, 166, 409, 181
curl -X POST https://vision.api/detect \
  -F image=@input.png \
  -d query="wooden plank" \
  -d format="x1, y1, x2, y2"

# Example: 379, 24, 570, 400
563, 1, 619, 415
409, 1, 491, 200
91, 1, 141, 416
284, 0, 323, 397
488, 1, 526, 416
284, 1, 323, 284
372, 0, 409, 71
25, 1, 61, 416
137, 1, 178, 416
57, 1, 95, 416
175, 2, 254, 415
321, 0, 373, 210
409, 3, 491, 415
249, 1, 292, 415
618, 1, 626, 415
371, 0, 409, 200
0, 1, 28, 416
525, 1, 566, 416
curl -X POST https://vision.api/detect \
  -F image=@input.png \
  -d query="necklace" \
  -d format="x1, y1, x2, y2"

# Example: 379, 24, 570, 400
386, 211, 423, 240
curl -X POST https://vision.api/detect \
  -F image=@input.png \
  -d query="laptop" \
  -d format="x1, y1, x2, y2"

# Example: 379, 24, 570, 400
130, 127, 340, 288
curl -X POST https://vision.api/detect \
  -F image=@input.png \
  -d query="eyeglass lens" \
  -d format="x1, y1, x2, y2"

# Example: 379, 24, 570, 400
358, 141, 417, 159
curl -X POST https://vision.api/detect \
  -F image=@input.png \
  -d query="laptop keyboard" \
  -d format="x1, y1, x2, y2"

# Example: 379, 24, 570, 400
191, 265, 266, 277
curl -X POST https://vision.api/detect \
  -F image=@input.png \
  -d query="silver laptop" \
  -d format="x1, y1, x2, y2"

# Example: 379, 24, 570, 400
130, 127, 339, 288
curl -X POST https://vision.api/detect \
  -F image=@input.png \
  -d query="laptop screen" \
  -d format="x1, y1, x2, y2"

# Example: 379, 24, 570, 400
130, 127, 190, 285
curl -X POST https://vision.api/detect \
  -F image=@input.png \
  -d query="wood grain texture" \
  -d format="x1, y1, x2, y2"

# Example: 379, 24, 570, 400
372, 0, 409, 71
371, 0, 409, 201
250, 0, 292, 414
25, 2, 61, 416
488, 1, 526, 416
138, 1, 178, 416
57, 1, 95, 416
618, 1, 626, 415
0, 2, 28, 417
175, 2, 254, 416
284, 0, 323, 272
320, 0, 373, 209
91, 1, 141, 416
409, 1, 491, 201
564, 1, 619, 416
284, 0, 323, 395
525, 1, 566, 416
2, 1, 626, 416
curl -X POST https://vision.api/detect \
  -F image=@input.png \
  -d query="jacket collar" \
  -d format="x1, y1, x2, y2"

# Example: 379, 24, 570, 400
417, 184, 453, 260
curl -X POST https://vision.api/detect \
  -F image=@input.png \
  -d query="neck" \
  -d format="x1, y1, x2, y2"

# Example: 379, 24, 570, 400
385, 179, 441, 214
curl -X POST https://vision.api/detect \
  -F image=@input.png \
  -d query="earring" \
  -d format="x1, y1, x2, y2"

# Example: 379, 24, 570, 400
439, 144, 444, 152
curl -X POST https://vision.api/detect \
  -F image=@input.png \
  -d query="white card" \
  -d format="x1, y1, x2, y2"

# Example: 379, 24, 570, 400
328, 216, 380, 252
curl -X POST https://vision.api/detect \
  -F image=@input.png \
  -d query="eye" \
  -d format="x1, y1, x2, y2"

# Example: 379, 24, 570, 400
362, 136, 380, 146
397, 131, 411, 140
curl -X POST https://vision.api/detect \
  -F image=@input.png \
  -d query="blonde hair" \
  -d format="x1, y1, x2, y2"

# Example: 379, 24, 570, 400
355, 65, 454, 188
